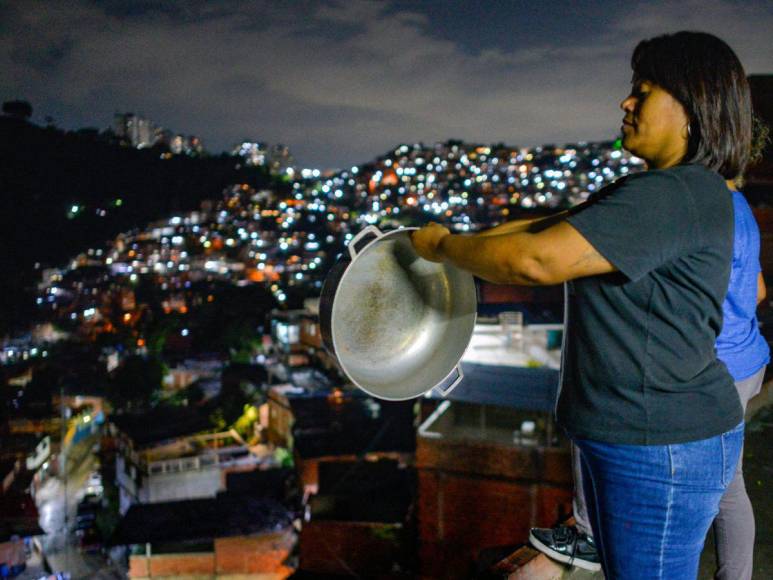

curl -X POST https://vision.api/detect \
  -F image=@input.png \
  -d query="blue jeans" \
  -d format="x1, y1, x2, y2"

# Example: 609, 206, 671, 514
574, 422, 744, 580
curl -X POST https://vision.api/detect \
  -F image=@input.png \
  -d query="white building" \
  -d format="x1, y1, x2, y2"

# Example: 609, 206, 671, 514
114, 113, 156, 149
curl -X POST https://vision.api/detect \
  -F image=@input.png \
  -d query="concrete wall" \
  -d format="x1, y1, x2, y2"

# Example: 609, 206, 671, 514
117, 455, 140, 515
146, 467, 222, 503
118, 460, 222, 514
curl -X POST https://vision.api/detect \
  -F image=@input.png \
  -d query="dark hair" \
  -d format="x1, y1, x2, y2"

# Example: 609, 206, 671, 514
631, 31, 752, 179
736, 115, 770, 188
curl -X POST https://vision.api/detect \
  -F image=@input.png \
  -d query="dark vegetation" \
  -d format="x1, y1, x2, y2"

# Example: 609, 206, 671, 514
0, 110, 280, 334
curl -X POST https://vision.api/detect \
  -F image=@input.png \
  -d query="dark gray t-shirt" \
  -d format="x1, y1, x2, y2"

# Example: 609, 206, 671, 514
558, 163, 742, 445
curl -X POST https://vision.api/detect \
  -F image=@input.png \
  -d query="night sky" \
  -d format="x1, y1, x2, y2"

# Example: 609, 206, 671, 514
2, 0, 772, 169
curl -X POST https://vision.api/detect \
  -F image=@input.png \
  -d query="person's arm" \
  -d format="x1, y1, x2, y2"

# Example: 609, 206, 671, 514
475, 210, 569, 237
413, 171, 694, 286
474, 218, 536, 237
757, 272, 766, 306
413, 220, 616, 285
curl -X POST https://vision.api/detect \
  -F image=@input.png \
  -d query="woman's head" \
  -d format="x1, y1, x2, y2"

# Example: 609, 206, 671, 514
621, 31, 752, 178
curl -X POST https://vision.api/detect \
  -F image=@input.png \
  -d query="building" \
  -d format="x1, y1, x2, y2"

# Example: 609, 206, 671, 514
262, 373, 416, 576
299, 458, 415, 576
0, 456, 44, 574
265, 382, 415, 490
270, 309, 306, 355
110, 406, 274, 514
162, 358, 221, 392
113, 493, 295, 579
416, 363, 572, 579
114, 113, 156, 149
0, 433, 51, 478
169, 134, 204, 156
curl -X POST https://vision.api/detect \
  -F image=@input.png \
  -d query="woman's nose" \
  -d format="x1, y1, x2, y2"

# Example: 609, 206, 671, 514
620, 95, 636, 112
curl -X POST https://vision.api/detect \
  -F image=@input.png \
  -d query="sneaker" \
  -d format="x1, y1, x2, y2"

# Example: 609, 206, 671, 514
528, 525, 602, 572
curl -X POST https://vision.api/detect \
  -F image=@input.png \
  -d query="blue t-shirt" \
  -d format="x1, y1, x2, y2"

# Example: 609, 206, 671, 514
715, 191, 770, 380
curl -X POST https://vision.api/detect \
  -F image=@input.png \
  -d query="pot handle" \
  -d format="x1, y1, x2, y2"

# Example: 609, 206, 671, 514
434, 365, 464, 397
348, 225, 383, 259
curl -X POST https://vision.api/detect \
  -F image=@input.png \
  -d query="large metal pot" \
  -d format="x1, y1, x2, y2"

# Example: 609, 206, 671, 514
319, 225, 477, 400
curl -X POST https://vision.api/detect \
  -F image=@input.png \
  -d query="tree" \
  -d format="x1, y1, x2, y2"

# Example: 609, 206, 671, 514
109, 355, 164, 409
2, 100, 32, 120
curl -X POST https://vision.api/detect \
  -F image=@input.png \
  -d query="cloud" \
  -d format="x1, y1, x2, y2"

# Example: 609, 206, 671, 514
610, 0, 773, 73
1, 0, 771, 168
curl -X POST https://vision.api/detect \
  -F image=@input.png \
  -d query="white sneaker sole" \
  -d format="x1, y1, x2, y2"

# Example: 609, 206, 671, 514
528, 530, 602, 572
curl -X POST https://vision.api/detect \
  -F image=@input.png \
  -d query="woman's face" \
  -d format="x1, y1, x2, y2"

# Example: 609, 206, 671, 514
620, 80, 690, 169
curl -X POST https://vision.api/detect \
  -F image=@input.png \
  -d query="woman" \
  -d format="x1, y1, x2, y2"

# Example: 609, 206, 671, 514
528, 181, 768, 577
411, 31, 753, 579
712, 180, 768, 580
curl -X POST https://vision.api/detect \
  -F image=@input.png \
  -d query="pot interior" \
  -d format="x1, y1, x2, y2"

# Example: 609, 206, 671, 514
331, 230, 476, 400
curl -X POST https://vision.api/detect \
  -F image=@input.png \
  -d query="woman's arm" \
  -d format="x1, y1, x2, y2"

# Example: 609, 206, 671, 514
474, 218, 536, 237
475, 210, 569, 237
412, 220, 616, 285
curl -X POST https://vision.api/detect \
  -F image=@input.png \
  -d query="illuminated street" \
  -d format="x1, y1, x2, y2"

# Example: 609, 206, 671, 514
16, 434, 125, 579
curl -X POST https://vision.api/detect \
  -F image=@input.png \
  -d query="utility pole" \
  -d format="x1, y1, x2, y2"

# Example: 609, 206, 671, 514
60, 386, 69, 573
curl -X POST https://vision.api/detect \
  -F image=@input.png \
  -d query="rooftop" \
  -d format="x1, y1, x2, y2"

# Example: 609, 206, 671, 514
111, 493, 292, 546
270, 385, 416, 458
111, 405, 212, 447
428, 362, 559, 412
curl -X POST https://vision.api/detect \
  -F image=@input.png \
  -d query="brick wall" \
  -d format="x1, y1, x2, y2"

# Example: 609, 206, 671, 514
215, 530, 295, 576
128, 555, 148, 578
129, 553, 214, 578
296, 452, 411, 496
416, 436, 572, 485
416, 437, 573, 579
128, 530, 295, 578
300, 520, 408, 576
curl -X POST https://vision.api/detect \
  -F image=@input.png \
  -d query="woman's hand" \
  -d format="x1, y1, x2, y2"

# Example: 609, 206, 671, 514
410, 222, 451, 262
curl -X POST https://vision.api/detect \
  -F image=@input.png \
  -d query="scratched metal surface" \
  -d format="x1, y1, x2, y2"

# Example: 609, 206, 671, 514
331, 230, 476, 400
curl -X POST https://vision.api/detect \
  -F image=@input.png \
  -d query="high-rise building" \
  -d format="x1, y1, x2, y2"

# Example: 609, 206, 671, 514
114, 113, 156, 149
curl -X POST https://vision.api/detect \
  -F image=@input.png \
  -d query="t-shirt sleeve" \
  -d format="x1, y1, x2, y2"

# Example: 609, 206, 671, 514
567, 171, 695, 281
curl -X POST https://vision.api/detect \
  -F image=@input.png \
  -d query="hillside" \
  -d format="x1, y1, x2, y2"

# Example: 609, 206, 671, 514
0, 116, 278, 333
